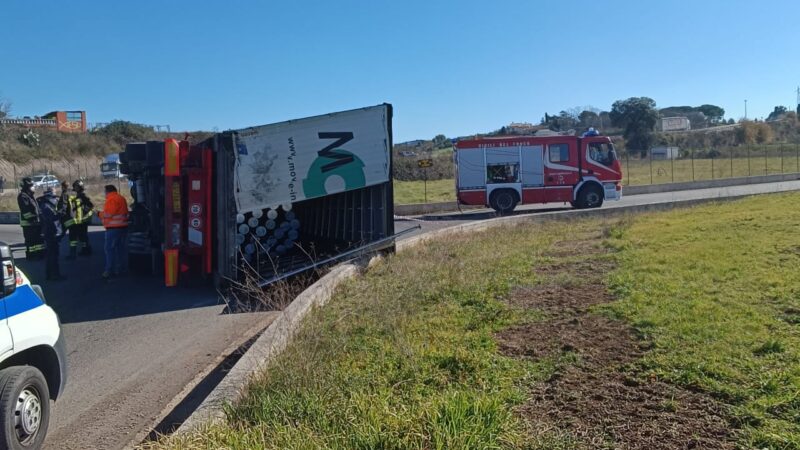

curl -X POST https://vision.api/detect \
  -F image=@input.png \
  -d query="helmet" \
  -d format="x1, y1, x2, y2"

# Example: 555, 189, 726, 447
73, 180, 85, 192
21, 177, 33, 189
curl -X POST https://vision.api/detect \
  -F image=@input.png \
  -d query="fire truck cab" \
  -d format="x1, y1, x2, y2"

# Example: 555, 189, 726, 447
454, 133, 622, 213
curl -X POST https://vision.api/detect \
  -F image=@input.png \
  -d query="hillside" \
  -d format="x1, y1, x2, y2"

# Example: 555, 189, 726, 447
0, 121, 213, 182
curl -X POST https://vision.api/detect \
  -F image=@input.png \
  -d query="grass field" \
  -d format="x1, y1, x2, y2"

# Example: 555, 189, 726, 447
605, 193, 800, 448
149, 192, 800, 449
393, 154, 800, 204
393, 178, 455, 204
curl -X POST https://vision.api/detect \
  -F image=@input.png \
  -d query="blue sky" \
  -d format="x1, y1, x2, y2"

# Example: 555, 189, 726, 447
1, 0, 799, 142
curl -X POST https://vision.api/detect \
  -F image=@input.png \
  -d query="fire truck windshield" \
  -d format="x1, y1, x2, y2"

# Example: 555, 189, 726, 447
588, 142, 617, 167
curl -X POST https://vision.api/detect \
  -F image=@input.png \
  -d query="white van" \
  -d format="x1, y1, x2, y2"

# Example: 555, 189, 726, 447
0, 243, 66, 450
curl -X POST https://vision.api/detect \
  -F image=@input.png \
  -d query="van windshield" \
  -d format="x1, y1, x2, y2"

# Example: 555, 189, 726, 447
101, 163, 118, 171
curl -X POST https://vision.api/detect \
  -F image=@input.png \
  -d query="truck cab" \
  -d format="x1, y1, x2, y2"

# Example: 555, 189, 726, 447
0, 243, 66, 450
101, 153, 124, 179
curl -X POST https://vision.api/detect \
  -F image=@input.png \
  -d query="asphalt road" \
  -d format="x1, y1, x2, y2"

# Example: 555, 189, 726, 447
0, 227, 278, 450
3, 179, 798, 450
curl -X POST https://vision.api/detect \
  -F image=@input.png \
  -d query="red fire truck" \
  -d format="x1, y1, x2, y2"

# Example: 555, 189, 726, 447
454, 133, 622, 213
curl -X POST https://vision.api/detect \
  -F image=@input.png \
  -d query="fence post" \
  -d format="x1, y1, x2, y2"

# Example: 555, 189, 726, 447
797, 143, 799, 173
670, 152, 675, 183
711, 153, 715, 180
691, 149, 695, 181
625, 152, 630, 186
747, 144, 751, 176
13, 165, 16, 193
730, 148, 733, 178
764, 146, 768, 175
649, 149, 653, 185
780, 144, 784, 173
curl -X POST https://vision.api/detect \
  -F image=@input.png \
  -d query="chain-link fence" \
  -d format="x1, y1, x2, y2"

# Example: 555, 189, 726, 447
620, 144, 800, 186
0, 157, 128, 210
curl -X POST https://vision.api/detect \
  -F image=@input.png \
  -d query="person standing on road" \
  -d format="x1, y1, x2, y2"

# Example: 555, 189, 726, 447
57, 181, 70, 218
17, 177, 44, 260
40, 188, 65, 280
65, 180, 94, 259
100, 185, 129, 279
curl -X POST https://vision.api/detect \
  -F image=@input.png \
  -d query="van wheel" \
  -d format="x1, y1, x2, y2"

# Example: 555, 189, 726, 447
490, 190, 518, 215
575, 184, 604, 209
0, 366, 51, 450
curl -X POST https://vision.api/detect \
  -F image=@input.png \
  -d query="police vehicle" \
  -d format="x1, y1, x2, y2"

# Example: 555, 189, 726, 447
0, 243, 65, 450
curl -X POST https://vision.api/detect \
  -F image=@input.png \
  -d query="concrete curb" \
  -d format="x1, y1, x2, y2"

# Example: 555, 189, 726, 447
177, 262, 363, 433
392, 173, 800, 216
171, 184, 799, 438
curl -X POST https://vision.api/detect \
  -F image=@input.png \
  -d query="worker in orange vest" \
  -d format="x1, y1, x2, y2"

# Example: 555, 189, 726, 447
100, 185, 129, 279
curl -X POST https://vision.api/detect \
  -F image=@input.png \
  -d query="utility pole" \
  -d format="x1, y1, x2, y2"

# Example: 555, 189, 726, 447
744, 99, 748, 120
796, 87, 799, 114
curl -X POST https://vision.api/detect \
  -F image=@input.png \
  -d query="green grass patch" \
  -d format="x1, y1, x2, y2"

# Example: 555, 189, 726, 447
151, 192, 800, 449
152, 222, 584, 449
393, 178, 456, 204
604, 192, 800, 448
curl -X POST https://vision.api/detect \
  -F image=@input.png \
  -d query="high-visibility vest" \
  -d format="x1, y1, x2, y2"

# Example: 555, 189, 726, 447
65, 195, 94, 227
101, 192, 129, 228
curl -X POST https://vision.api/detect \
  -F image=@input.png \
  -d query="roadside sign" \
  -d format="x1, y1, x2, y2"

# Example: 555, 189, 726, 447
417, 159, 433, 168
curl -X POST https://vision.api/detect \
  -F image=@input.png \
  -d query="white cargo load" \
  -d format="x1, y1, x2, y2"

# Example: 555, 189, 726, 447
233, 104, 391, 213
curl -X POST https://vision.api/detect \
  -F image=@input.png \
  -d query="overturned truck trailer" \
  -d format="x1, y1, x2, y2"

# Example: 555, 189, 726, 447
120, 104, 395, 288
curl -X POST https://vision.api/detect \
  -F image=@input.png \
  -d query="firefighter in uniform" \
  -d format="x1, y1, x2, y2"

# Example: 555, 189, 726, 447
65, 180, 95, 259
57, 181, 70, 221
17, 177, 45, 260
40, 188, 65, 280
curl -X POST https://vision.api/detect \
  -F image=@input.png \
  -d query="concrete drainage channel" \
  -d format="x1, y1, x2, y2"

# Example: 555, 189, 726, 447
136, 187, 799, 445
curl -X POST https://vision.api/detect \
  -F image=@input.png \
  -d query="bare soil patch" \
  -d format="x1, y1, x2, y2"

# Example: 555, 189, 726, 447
498, 233, 735, 449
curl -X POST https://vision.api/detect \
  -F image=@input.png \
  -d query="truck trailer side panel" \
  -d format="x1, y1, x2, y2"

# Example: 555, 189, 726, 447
233, 105, 391, 214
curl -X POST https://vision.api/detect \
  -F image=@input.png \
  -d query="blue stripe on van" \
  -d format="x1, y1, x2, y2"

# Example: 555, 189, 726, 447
1, 284, 44, 320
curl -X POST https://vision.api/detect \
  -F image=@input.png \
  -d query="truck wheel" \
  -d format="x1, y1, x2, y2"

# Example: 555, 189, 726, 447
0, 366, 51, 450
575, 184, 604, 209
490, 190, 518, 215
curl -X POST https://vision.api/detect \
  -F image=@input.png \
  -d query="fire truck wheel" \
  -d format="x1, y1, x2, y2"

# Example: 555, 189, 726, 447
575, 184, 604, 209
489, 189, 518, 215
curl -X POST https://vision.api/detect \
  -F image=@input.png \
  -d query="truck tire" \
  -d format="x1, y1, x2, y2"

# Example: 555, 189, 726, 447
0, 366, 51, 450
574, 184, 604, 209
489, 189, 518, 215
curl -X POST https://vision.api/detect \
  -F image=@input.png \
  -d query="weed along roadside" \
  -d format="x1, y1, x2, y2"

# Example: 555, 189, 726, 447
144, 192, 800, 449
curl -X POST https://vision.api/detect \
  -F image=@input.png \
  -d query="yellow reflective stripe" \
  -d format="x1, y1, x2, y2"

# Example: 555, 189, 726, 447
165, 139, 180, 176
164, 250, 179, 287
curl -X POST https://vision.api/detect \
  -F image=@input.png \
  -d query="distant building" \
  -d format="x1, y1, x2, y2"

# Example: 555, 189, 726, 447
660, 117, 691, 132
0, 110, 87, 133
506, 122, 542, 135
651, 146, 680, 160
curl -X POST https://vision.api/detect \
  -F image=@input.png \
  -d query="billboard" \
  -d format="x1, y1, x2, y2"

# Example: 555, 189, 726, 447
233, 104, 391, 213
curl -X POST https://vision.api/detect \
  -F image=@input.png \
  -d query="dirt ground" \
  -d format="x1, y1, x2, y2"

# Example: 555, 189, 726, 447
497, 232, 735, 449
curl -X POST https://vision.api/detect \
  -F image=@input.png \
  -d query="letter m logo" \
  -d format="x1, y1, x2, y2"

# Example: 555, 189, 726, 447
317, 132, 354, 172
